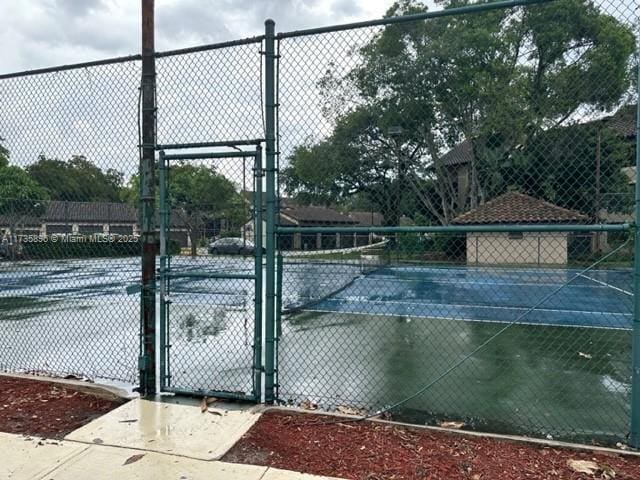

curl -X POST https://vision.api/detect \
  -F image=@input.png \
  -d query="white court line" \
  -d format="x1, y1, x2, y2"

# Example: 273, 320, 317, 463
308, 296, 632, 317
356, 275, 622, 290
299, 308, 632, 331
385, 264, 631, 275
577, 273, 633, 296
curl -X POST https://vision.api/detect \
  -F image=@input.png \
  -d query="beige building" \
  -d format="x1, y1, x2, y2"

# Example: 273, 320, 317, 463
452, 192, 588, 266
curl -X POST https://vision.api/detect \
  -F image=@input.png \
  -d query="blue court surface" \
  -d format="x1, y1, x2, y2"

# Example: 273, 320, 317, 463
305, 265, 633, 330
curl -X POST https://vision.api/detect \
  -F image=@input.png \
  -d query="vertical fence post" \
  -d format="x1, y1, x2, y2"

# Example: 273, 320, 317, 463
630, 60, 640, 448
158, 151, 167, 390
254, 146, 263, 402
139, 0, 157, 397
264, 19, 277, 404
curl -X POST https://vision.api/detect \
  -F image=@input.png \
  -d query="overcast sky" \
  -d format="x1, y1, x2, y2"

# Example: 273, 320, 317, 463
0, 0, 396, 75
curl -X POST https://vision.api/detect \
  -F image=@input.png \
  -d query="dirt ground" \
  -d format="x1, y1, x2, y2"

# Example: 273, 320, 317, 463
0, 376, 124, 438
223, 410, 640, 480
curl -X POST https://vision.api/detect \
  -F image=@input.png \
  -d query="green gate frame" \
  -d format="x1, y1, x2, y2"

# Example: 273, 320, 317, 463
157, 144, 265, 402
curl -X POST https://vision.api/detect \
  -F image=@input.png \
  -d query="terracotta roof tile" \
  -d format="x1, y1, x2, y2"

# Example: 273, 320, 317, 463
452, 192, 588, 225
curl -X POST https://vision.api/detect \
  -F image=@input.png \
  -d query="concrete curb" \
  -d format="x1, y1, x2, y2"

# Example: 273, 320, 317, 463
0, 372, 134, 402
263, 405, 640, 458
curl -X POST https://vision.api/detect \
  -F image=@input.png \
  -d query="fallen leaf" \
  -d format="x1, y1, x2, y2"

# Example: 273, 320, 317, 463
207, 408, 223, 416
206, 397, 218, 405
118, 419, 138, 424
578, 352, 593, 359
601, 463, 616, 479
300, 399, 318, 410
123, 453, 145, 466
200, 397, 208, 413
439, 421, 464, 429
567, 459, 599, 475
337, 405, 360, 416
92, 438, 104, 444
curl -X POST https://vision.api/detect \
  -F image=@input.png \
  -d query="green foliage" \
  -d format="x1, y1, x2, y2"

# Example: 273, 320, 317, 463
167, 163, 246, 255
503, 124, 634, 216
0, 164, 49, 217
283, 0, 636, 225
27, 155, 125, 202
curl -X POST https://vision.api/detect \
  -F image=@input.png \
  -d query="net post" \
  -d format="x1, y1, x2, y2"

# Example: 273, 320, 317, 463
264, 18, 277, 404
629, 57, 640, 448
139, 0, 157, 397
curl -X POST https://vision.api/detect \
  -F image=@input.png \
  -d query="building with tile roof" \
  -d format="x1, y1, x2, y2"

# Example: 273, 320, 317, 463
452, 192, 587, 265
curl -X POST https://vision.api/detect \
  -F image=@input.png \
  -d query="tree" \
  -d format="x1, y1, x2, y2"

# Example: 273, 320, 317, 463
124, 164, 246, 256
169, 164, 245, 256
0, 144, 49, 258
283, 0, 636, 224
27, 155, 124, 202
507, 124, 634, 217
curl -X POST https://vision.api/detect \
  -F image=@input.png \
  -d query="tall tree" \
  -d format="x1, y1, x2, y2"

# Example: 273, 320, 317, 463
124, 164, 246, 256
283, 0, 636, 224
27, 155, 124, 202
169, 164, 245, 256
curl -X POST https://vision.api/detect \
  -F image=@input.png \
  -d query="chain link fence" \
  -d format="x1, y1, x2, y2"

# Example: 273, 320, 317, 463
0, 59, 142, 383
0, 0, 638, 446
274, 0, 638, 444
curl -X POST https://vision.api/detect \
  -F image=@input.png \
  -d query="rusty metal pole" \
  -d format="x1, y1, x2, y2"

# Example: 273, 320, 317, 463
139, 0, 157, 396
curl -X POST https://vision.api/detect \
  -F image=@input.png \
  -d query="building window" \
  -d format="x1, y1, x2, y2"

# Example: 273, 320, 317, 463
508, 232, 524, 240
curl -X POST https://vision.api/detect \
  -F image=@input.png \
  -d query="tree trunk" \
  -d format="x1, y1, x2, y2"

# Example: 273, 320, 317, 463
189, 230, 197, 257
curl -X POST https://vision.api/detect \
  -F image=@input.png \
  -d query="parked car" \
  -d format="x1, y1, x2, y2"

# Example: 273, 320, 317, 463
208, 237, 262, 255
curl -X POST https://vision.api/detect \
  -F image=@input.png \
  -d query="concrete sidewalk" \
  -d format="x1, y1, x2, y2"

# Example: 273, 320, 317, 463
3, 397, 344, 480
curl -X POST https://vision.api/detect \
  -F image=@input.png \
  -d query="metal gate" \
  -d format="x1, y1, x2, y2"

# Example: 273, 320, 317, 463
157, 143, 264, 401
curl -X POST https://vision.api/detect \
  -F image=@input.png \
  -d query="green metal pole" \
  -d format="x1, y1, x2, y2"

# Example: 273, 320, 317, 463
276, 224, 629, 234
139, 0, 156, 396
629, 59, 640, 447
275, 250, 283, 401
264, 19, 277, 404
276, 0, 556, 39
276, 252, 283, 339
158, 151, 167, 390
253, 147, 263, 402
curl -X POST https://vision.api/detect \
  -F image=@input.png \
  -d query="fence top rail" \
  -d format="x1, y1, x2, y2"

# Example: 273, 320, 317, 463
276, 0, 556, 40
156, 140, 264, 150
155, 35, 264, 58
0, 35, 264, 80
161, 150, 258, 160
0, 54, 143, 80
277, 224, 631, 234
0, 0, 555, 79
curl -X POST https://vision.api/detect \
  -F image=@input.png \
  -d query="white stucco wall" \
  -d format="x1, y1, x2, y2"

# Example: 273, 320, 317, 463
466, 232, 568, 265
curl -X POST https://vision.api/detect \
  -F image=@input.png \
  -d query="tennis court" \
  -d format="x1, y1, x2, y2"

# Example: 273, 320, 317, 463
295, 265, 633, 330
277, 262, 633, 441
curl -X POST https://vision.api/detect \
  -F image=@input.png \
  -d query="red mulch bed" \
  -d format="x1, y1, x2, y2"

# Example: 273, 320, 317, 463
223, 410, 640, 480
0, 376, 124, 438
